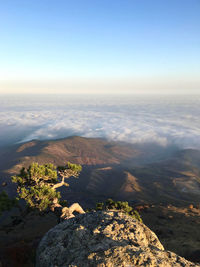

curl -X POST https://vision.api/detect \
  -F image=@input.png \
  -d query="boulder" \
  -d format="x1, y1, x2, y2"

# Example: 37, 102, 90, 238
36, 211, 199, 267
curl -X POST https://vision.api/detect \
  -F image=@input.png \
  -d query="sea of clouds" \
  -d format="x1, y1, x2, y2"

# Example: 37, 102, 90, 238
0, 94, 200, 149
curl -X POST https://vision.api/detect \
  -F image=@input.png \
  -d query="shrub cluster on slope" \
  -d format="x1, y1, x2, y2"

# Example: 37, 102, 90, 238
0, 191, 18, 215
95, 198, 142, 222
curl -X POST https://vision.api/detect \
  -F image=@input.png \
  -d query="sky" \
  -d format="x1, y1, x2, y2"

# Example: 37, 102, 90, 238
0, 0, 199, 94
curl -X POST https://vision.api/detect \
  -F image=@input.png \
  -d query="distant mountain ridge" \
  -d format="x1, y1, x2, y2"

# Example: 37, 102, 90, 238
0, 136, 200, 205
0, 136, 140, 174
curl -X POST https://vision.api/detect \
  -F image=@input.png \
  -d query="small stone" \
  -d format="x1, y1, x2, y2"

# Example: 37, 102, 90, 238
1, 182, 7, 187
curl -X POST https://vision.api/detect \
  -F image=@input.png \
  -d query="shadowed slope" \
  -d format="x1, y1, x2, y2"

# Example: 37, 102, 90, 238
0, 136, 140, 176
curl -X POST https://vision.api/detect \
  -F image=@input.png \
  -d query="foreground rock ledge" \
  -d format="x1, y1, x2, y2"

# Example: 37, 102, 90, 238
36, 211, 199, 267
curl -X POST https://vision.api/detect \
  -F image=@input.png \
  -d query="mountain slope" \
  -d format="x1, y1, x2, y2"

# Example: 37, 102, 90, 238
0, 136, 140, 175
1, 136, 200, 205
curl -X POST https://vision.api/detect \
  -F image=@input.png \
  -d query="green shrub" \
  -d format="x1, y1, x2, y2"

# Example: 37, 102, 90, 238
96, 198, 142, 222
96, 202, 104, 210
130, 210, 143, 223
0, 191, 18, 215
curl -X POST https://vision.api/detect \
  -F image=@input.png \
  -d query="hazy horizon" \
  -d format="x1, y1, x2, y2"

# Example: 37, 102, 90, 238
0, 94, 200, 150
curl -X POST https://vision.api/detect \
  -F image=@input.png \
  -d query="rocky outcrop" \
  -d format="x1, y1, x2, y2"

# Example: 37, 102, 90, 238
50, 200, 85, 220
36, 211, 199, 267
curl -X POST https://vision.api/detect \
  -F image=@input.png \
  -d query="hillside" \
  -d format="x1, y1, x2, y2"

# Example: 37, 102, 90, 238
1, 136, 200, 206
0, 136, 140, 175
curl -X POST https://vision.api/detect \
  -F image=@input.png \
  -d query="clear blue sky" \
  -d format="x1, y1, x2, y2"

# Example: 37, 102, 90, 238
0, 0, 199, 94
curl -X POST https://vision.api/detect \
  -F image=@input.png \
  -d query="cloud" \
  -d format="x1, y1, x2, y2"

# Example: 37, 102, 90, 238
0, 95, 200, 148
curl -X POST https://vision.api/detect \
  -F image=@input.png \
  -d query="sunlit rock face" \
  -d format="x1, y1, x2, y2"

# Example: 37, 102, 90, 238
36, 211, 199, 267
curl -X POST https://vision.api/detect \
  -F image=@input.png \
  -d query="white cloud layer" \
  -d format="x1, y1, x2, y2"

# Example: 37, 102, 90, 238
0, 94, 200, 148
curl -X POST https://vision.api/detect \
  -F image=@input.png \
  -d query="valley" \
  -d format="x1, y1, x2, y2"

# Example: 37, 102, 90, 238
1, 136, 200, 206
0, 136, 200, 265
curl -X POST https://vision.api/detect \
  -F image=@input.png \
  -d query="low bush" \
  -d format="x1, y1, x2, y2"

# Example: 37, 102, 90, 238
0, 191, 18, 215
95, 198, 142, 222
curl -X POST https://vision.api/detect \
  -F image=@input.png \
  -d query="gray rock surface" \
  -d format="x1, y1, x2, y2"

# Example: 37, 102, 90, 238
36, 211, 199, 267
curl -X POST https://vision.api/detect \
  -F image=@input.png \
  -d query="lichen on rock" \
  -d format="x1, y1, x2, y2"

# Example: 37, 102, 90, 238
36, 211, 199, 267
